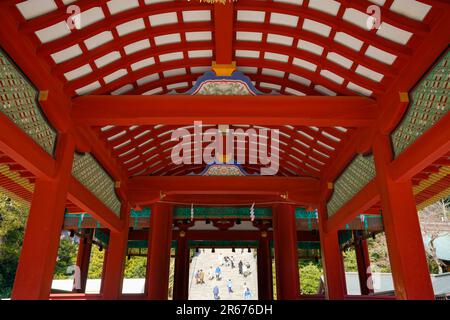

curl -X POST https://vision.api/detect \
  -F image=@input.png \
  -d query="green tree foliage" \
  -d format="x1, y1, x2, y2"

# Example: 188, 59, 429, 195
88, 245, 105, 279
273, 258, 324, 297
343, 248, 358, 272
367, 235, 391, 273
53, 238, 78, 279
124, 256, 147, 278
0, 196, 28, 298
343, 235, 392, 273
299, 262, 322, 295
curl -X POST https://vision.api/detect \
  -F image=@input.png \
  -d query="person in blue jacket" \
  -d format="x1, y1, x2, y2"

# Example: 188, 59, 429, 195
227, 279, 233, 294
244, 287, 252, 300
213, 285, 220, 300
215, 266, 222, 280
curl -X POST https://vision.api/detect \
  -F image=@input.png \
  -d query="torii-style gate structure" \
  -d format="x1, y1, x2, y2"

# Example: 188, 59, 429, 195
0, 0, 449, 300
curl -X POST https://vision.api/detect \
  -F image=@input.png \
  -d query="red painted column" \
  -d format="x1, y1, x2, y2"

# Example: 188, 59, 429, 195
173, 230, 190, 300
257, 231, 273, 300
12, 134, 75, 300
102, 202, 130, 300
318, 203, 347, 300
100, 245, 109, 294
353, 231, 373, 295
73, 230, 93, 293
373, 134, 434, 300
146, 203, 173, 300
272, 203, 299, 300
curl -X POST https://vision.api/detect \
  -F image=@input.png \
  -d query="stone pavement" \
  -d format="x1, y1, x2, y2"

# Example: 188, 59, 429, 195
188, 248, 258, 300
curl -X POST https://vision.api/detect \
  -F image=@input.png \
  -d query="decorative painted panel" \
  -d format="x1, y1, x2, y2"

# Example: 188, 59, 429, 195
392, 50, 449, 157
327, 155, 376, 217
72, 153, 121, 216
0, 49, 56, 155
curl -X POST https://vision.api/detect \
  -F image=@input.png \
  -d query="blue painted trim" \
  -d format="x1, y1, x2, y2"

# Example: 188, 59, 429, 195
185, 71, 263, 95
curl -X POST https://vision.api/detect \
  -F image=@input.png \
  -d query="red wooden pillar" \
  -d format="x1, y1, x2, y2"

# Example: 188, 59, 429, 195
12, 134, 75, 300
257, 231, 273, 300
100, 245, 108, 294
173, 230, 190, 300
272, 203, 300, 300
102, 202, 130, 300
353, 231, 373, 295
146, 203, 173, 300
73, 230, 93, 293
318, 203, 347, 300
373, 134, 434, 300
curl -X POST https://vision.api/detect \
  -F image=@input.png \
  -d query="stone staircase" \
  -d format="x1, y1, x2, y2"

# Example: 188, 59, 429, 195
188, 248, 258, 300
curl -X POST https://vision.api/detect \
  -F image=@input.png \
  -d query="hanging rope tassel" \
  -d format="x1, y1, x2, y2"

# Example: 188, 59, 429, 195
250, 203, 255, 222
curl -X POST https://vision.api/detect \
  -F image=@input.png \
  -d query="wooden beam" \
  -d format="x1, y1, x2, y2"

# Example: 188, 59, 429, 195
128, 230, 320, 242
213, 2, 234, 65
0, 103, 124, 232
127, 175, 320, 203
0, 8, 127, 183
127, 192, 319, 207
0, 112, 56, 179
320, 10, 450, 202
68, 178, 124, 233
326, 180, 380, 233
76, 125, 128, 183
323, 103, 450, 231
389, 112, 450, 182
71, 95, 378, 126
